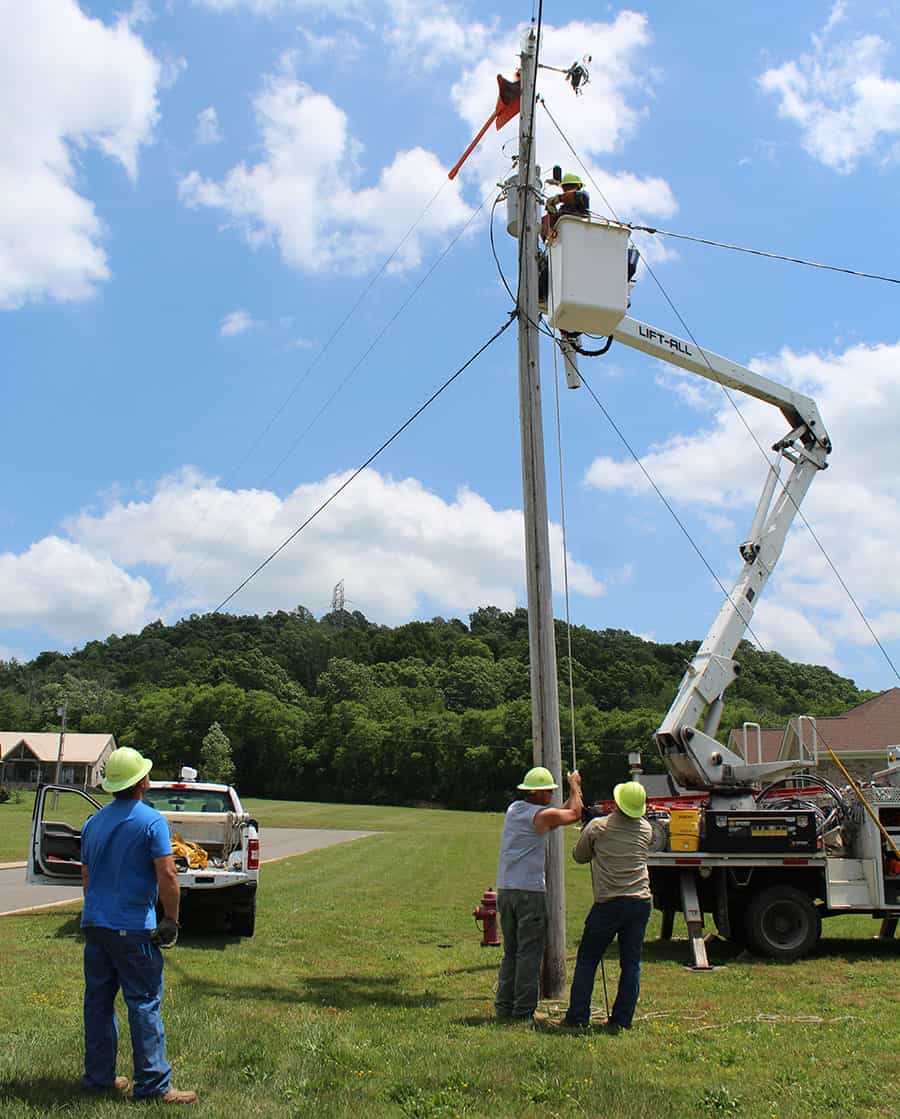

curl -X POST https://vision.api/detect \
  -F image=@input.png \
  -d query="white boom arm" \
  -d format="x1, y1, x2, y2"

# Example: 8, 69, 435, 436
610, 316, 832, 796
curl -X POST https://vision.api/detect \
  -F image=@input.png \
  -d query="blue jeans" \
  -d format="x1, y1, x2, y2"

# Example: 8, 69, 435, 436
565, 897, 652, 1027
495, 889, 547, 1018
82, 927, 171, 1099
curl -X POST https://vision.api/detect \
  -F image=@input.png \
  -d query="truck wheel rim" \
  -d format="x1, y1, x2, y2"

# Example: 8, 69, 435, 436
762, 901, 807, 950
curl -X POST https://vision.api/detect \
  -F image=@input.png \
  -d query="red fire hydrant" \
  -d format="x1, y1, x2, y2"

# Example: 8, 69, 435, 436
473, 888, 500, 947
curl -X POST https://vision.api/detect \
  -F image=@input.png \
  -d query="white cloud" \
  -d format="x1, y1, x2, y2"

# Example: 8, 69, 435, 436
196, 106, 223, 145
0, 0, 161, 309
180, 14, 675, 276
179, 65, 474, 274
194, 0, 371, 20
759, 14, 900, 172
449, 14, 677, 224
54, 468, 600, 626
219, 309, 256, 336
296, 26, 364, 62
387, 0, 495, 69
0, 537, 154, 644
585, 339, 900, 668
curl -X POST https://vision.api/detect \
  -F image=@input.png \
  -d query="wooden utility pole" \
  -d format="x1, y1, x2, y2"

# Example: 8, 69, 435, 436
515, 28, 567, 1000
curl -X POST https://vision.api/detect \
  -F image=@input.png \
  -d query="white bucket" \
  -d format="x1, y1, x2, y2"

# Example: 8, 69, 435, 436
548, 217, 631, 336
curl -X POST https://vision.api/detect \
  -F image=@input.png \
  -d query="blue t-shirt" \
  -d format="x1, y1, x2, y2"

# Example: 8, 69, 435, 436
80, 798, 172, 931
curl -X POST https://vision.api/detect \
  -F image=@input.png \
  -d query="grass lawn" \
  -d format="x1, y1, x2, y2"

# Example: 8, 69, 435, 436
1, 798, 898, 1117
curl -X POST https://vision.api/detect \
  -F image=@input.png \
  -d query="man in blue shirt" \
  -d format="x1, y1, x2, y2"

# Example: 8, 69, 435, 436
80, 747, 196, 1104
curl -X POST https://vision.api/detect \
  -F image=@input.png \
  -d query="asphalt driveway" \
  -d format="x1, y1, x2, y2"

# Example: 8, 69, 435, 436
0, 827, 376, 917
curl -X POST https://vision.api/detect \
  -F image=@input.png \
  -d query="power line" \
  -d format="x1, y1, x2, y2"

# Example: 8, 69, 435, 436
576, 367, 766, 652
539, 97, 618, 220
213, 314, 515, 612
187, 185, 496, 587
217, 179, 453, 492
627, 226, 900, 286
542, 94, 900, 288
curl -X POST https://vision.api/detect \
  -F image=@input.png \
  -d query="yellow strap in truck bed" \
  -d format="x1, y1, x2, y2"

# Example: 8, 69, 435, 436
171, 832, 209, 869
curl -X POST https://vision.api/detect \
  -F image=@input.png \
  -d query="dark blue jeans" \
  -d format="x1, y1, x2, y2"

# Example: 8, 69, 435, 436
82, 927, 171, 1099
565, 896, 652, 1028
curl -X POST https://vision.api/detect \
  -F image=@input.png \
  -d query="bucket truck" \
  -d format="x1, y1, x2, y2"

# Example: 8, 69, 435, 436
540, 212, 900, 963
609, 314, 900, 965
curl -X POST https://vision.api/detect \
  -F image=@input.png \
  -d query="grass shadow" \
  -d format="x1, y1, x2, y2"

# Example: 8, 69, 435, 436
0, 1074, 116, 1109
451, 1014, 506, 1027
298, 975, 446, 1010
643, 933, 899, 968
178, 931, 243, 950
51, 915, 84, 939
164, 960, 445, 1009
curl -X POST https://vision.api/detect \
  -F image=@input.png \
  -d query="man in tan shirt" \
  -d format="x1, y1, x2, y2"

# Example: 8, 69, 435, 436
559, 781, 653, 1031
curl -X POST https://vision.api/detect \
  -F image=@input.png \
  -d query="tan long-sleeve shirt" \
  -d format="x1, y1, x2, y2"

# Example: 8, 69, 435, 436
573, 810, 653, 903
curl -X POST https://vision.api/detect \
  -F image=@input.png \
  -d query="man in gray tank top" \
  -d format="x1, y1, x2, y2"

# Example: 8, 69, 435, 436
495, 766, 583, 1020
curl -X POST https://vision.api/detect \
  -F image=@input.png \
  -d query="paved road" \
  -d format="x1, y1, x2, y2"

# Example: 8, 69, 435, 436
0, 827, 376, 917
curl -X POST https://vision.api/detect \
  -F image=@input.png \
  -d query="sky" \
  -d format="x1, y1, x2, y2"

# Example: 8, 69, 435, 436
3, 0, 900, 693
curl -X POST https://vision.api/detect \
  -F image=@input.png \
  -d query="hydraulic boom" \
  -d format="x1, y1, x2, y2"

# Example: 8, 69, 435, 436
611, 316, 832, 807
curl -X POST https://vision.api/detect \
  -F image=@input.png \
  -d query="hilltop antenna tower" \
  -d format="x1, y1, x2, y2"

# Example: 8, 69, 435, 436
331, 580, 346, 614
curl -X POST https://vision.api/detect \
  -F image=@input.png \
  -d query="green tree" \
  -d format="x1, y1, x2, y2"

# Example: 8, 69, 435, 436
199, 721, 236, 784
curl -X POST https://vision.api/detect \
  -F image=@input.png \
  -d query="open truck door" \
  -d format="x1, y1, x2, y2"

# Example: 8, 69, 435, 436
27, 785, 102, 886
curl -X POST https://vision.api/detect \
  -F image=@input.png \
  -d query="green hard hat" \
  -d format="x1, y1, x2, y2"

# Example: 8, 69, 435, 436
613, 781, 647, 818
102, 747, 153, 793
518, 766, 559, 791
561, 173, 583, 187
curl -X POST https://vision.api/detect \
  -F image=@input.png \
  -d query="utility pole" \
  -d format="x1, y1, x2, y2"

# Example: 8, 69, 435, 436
515, 27, 567, 1000
53, 703, 67, 786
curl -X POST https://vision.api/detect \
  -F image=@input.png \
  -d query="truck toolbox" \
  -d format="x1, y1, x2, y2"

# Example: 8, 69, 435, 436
704, 810, 818, 854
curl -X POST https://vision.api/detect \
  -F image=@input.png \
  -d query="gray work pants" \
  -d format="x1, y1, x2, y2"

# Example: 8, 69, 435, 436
495, 888, 548, 1018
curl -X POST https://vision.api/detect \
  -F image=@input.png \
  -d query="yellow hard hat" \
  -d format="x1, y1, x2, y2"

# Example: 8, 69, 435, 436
518, 766, 558, 791
102, 747, 153, 793
613, 781, 647, 818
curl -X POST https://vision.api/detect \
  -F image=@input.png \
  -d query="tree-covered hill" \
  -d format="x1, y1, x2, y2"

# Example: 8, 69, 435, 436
0, 607, 872, 808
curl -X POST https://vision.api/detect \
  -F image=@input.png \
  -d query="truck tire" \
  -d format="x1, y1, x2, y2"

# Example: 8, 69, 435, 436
229, 897, 256, 938
744, 885, 821, 960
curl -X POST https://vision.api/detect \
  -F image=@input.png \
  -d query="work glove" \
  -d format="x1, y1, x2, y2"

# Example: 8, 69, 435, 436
151, 916, 179, 949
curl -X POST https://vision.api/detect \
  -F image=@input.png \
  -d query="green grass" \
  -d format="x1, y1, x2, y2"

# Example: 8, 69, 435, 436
1, 800, 899, 1117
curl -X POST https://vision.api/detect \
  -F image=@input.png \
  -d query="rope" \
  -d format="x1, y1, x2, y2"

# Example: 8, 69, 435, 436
550, 333, 579, 772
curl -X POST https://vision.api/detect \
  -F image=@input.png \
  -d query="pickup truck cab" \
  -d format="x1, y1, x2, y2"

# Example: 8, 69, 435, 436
27, 775, 260, 936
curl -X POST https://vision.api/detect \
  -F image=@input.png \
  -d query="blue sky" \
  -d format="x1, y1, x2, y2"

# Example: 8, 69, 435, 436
3, 0, 900, 693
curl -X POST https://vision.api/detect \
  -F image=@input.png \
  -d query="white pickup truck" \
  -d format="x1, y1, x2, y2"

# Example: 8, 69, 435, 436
27, 777, 260, 937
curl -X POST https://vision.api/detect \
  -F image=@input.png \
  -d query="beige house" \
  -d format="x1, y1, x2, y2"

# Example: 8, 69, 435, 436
727, 688, 900, 782
0, 732, 117, 790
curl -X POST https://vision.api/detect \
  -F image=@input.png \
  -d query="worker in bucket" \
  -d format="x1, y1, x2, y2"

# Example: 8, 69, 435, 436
555, 780, 652, 1032
539, 172, 591, 307
79, 746, 197, 1105
494, 766, 583, 1021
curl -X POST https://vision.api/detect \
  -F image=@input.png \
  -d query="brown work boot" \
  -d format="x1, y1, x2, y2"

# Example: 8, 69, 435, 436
160, 1088, 198, 1104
